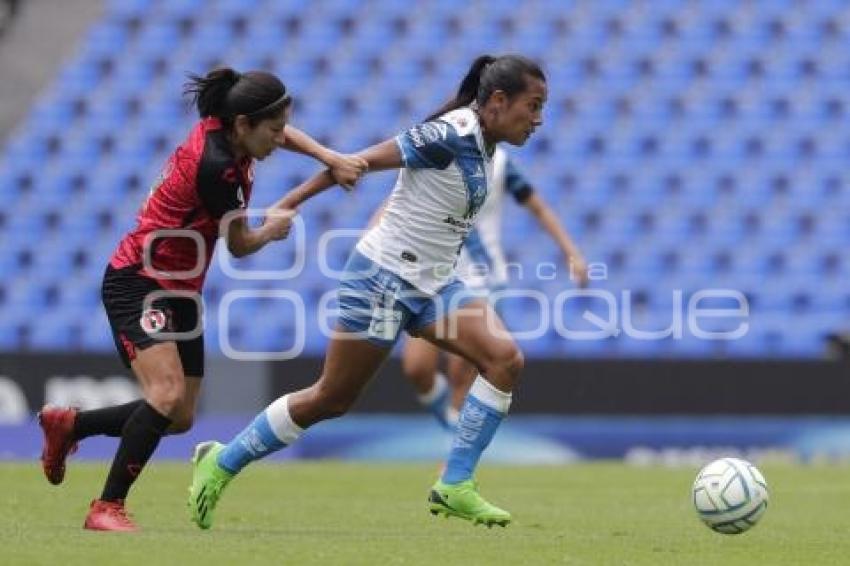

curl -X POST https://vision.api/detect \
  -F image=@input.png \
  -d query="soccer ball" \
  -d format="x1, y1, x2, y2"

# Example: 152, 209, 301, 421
692, 457, 769, 534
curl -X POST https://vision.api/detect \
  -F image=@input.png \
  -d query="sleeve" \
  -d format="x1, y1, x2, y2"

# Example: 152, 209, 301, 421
504, 157, 534, 204
395, 120, 460, 170
196, 161, 246, 220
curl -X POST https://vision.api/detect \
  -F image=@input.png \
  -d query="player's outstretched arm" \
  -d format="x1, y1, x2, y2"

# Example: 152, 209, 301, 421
355, 139, 404, 172
240, 137, 405, 253
278, 124, 367, 188
273, 138, 404, 210
523, 192, 589, 286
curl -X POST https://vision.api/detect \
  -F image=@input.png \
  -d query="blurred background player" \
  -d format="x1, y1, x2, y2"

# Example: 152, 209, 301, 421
402, 145, 589, 429
188, 54, 547, 530
37, 67, 367, 532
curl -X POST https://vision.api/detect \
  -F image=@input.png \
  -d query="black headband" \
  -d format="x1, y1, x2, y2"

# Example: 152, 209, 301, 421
243, 93, 291, 117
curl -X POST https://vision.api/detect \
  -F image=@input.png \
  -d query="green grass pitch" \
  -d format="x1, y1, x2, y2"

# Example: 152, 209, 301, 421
2, 462, 849, 565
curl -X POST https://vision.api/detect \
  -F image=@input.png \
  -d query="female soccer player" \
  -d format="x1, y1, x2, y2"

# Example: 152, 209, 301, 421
405, 146, 589, 429
189, 54, 547, 529
37, 67, 367, 532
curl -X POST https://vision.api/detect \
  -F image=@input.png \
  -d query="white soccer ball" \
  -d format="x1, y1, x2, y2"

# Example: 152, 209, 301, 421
692, 457, 769, 534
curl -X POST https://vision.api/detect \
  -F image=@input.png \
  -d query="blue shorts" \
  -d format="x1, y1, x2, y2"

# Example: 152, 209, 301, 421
337, 250, 477, 348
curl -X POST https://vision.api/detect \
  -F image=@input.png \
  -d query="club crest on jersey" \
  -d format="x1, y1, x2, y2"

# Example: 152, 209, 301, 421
140, 308, 169, 335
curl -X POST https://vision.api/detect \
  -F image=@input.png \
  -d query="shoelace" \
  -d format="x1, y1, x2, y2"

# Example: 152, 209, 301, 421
105, 504, 134, 525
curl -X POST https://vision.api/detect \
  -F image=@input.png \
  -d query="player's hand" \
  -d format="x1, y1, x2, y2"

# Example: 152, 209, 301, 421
262, 208, 296, 241
569, 254, 590, 288
329, 153, 369, 190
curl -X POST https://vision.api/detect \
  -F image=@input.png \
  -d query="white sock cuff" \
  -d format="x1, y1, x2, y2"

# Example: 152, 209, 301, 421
469, 375, 512, 414
264, 394, 304, 445
446, 406, 460, 428
417, 372, 448, 405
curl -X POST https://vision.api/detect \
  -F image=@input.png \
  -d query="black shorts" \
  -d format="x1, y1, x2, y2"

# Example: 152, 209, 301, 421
102, 265, 205, 377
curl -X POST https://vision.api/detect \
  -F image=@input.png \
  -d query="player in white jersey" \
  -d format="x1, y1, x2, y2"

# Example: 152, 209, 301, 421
188, 55, 548, 529
403, 146, 589, 429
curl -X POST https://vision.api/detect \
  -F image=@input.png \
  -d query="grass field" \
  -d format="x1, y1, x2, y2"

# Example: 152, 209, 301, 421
2, 461, 849, 565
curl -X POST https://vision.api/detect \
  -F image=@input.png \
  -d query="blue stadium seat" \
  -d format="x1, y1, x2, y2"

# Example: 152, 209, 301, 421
0, 0, 843, 358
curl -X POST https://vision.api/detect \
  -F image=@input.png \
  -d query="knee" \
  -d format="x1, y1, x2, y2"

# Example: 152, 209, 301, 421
401, 356, 422, 379
146, 374, 187, 416
507, 347, 525, 377
482, 343, 524, 381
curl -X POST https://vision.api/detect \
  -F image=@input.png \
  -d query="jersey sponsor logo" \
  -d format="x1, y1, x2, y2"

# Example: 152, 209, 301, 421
401, 250, 418, 263
443, 216, 472, 231
140, 308, 170, 335
409, 122, 449, 147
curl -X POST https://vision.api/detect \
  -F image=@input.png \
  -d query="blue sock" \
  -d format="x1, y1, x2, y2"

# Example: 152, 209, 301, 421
441, 376, 511, 484
217, 412, 286, 474
217, 395, 303, 474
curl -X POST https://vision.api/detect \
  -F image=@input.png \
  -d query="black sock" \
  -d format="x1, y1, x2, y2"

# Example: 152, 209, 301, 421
74, 400, 145, 440
101, 402, 171, 502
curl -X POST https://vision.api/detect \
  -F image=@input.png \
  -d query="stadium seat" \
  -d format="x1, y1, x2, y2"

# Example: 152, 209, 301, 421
0, 0, 842, 359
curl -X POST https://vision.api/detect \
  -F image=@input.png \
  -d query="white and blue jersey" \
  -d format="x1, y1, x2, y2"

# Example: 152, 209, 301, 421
456, 146, 534, 292
357, 107, 495, 295
340, 106, 495, 346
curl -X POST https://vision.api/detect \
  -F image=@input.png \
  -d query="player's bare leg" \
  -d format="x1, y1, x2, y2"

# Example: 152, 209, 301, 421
190, 328, 391, 529
85, 343, 187, 532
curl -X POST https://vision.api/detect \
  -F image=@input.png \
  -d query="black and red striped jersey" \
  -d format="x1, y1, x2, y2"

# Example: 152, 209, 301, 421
110, 117, 254, 291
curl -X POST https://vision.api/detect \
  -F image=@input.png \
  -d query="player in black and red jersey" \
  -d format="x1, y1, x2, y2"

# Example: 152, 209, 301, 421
37, 67, 367, 531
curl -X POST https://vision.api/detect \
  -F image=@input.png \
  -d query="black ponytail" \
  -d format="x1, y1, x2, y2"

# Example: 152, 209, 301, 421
184, 67, 241, 118
426, 55, 495, 121
184, 67, 292, 129
426, 54, 546, 122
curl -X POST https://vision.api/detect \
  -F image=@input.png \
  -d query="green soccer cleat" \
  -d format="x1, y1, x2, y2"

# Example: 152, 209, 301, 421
428, 479, 512, 528
188, 441, 234, 530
